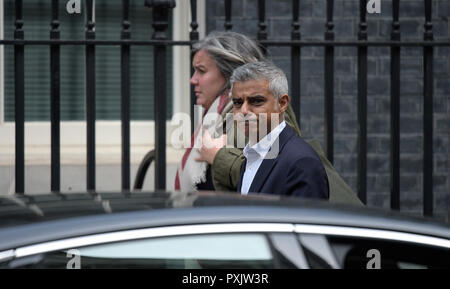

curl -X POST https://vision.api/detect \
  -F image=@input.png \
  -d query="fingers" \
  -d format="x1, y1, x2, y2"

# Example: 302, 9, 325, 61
193, 131, 228, 164
220, 134, 227, 146
203, 131, 227, 149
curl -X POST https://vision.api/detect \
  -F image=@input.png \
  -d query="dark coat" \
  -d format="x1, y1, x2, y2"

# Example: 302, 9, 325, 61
237, 125, 329, 199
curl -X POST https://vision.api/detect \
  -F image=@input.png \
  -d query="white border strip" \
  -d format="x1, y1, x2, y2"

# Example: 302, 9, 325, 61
0, 249, 14, 262
14, 223, 294, 258
295, 224, 450, 249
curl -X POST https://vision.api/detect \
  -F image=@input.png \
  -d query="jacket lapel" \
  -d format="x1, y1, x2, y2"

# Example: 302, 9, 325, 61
247, 125, 296, 193
247, 158, 277, 193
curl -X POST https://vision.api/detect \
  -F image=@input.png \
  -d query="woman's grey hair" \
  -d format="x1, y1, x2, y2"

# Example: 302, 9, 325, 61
192, 31, 266, 90
230, 61, 288, 99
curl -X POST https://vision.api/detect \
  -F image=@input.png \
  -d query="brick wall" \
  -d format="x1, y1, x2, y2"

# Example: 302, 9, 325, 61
205, 0, 450, 222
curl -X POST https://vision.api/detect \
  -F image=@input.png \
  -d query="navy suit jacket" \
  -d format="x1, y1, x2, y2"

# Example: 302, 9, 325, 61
237, 125, 329, 199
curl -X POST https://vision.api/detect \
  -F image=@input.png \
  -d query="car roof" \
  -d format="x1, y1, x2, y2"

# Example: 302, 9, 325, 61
0, 190, 362, 228
0, 191, 449, 252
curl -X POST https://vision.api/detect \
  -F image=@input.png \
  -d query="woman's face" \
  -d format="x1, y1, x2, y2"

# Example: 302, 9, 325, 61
190, 49, 226, 111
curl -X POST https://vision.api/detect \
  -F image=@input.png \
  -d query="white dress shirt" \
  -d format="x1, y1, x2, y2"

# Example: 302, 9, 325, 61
240, 121, 286, 195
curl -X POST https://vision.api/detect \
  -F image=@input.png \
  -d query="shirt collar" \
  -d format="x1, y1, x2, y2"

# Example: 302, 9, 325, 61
243, 121, 286, 159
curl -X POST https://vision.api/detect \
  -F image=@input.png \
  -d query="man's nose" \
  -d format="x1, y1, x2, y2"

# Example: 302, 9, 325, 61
240, 100, 249, 115
190, 73, 198, 85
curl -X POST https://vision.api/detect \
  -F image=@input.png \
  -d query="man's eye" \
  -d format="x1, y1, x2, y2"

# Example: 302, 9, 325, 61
232, 99, 243, 107
249, 98, 265, 105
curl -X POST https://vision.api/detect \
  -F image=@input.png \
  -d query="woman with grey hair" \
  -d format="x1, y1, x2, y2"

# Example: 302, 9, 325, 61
189, 31, 264, 112
174, 31, 302, 191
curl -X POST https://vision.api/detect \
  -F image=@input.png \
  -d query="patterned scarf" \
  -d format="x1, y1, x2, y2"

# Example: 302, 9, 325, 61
174, 91, 231, 191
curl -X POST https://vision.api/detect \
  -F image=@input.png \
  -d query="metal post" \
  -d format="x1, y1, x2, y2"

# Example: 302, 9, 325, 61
324, 0, 335, 164
390, 0, 400, 210
423, 0, 434, 217
257, 0, 267, 55
121, 0, 131, 191
190, 0, 199, 134
291, 0, 301, 124
224, 0, 232, 31
14, 0, 25, 194
50, 0, 61, 193
145, 0, 176, 191
357, 0, 368, 205
86, 0, 96, 192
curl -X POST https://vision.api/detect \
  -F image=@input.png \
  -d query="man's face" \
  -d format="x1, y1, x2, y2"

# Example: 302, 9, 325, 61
231, 79, 289, 143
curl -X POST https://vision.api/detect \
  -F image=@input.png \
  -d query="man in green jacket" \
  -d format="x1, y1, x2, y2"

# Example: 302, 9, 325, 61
189, 32, 362, 206
197, 102, 363, 206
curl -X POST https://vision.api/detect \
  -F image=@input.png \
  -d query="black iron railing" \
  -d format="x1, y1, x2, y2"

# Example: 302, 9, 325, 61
121, 0, 131, 191
50, 0, 60, 193
2, 0, 448, 218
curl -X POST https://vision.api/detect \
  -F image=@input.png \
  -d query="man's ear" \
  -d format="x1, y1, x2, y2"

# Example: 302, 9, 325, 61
278, 94, 290, 113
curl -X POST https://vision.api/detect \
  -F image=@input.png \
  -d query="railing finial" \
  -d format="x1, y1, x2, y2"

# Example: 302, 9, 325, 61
190, 0, 199, 41
224, 0, 233, 31
145, 0, 176, 40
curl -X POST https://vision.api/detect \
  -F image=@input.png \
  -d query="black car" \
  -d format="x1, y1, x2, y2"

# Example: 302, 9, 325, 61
0, 191, 449, 269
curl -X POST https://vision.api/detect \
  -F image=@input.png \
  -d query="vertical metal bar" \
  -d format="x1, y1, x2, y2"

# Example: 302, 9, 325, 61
146, 0, 175, 190
190, 0, 199, 134
423, 0, 434, 216
257, 0, 267, 55
324, 0, 334, 164
86, 0, 96, 191
357, 0, 368, 204
390, 0, 400, 210
14, 0, 25, 194
154, 43, 167, 191
291, 0, 301, 125
121, 0, 131, 191
50, 0, 60, 193
49, 3, 59, 188
224, 0, 232, 31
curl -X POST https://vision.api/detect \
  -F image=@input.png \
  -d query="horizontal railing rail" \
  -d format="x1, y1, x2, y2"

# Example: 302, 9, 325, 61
1, 39, 450, 47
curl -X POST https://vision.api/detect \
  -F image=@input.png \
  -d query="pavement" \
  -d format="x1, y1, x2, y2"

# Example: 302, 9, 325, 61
0, 145, 182, 195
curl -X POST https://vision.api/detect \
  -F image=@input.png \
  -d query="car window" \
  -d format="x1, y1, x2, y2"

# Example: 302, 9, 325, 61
327, 236, 450, 269
296, 232, 450, 269
270, 233, 309, 269
298, 234, 339, 269
26, 233, 276, 269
